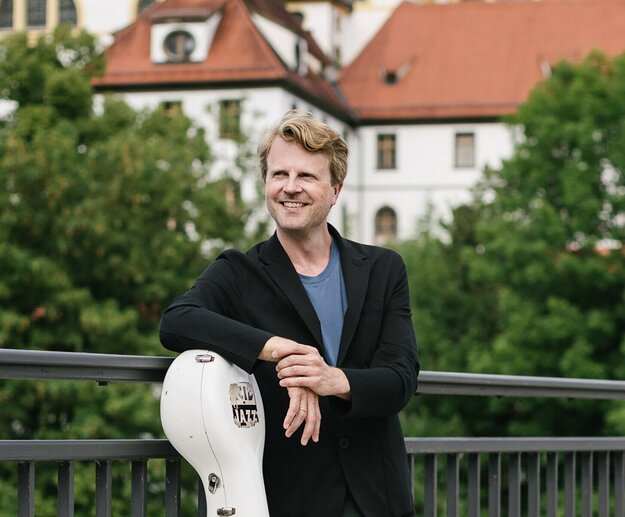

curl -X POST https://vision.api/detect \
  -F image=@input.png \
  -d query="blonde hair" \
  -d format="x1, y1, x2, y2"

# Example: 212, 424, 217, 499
258, 110, 348, 186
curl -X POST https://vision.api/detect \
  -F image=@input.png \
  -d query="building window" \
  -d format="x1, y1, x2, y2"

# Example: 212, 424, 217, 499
383, 70, 398, 85
454, 132, 475, 168
376, 134, 396, 170
163, 30, 195, 62
138, 0, 154, 13
27, 0, 46, 27
0, 0, 13, 28
295, 41, 301, 73
161, 100, 182, 116
375, 206, 397, 244
294, 39, 307, 75
219, 99, 241, 140
59, 0, 76, 24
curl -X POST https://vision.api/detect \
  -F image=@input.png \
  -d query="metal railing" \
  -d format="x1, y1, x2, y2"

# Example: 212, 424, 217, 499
2, 348, 625, 516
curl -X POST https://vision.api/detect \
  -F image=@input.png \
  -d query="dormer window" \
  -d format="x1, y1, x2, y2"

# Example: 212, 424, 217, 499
164, 30, 195, 62
150, 9, 222, 64
379, 58, 415, 86
383, 71, 398, 85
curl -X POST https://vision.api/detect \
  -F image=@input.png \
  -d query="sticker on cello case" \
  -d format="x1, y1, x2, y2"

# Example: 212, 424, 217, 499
229, 382, 260, 428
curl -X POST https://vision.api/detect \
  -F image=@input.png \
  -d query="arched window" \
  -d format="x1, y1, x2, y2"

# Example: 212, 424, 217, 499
59, 0, 76, 24
27, 0, 46, 27
374, 206, 397, 244
0, 0, 13, 28
138, 0, 154, 13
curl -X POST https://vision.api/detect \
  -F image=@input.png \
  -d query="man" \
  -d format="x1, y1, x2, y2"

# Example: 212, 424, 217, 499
159, 111, 419, 517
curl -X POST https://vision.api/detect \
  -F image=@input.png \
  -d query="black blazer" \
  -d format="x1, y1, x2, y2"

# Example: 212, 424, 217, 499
159, 225, 420, 517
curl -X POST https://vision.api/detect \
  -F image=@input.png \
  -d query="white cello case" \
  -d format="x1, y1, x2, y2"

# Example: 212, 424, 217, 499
160, 350, 269, 516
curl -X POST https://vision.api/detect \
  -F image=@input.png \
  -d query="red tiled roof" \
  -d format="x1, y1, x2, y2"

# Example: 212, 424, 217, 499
92, 0, 346, 115
339, 0, 625, 121
93, 0, 282, 84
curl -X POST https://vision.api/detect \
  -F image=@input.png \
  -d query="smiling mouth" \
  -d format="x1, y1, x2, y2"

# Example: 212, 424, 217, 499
281, 201, 306, 208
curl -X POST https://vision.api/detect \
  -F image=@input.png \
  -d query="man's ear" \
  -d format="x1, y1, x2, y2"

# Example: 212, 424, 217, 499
331, 183, 343, 205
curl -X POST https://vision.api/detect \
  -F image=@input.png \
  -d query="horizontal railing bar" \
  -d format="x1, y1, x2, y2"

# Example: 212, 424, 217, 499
3, 349, 625, 400
0, 349, 173, 383
0, 439, 179, 461
416, 370, 625, 399
405, 437, 625, 454
3, 436, 625, 461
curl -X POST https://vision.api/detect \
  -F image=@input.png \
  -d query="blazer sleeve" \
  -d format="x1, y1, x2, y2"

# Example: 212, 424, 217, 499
336, 252, 419, 418
159, 252, 273, 373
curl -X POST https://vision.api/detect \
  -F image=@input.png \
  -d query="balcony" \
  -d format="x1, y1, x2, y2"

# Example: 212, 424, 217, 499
2, 348, 625, 516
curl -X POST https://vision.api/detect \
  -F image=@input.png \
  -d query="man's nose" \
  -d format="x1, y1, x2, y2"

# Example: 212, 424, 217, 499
283, 174, 302, 193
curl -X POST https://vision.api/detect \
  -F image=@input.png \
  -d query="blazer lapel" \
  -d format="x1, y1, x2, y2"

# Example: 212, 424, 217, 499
333, 230, 370, 366
259, 233, 324, 349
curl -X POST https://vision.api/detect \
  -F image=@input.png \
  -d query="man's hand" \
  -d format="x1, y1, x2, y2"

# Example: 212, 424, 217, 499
260, 336, 351, 445
273, 342, 351, 400
283, 386, 321, 446
260, 337, 324, 445
258, 336, 300, 361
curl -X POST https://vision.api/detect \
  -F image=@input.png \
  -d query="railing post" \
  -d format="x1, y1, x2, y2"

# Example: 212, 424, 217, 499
527, 452, 540, 517
165, 459, 181, 517
488, 453, 501, 517
615, 452, 625, 517
58, 461, 75, 517
131, 460, 148, 517
96, 460, 112, 517
597, 452, 609, 517
508, 453, 522, 517
424, 453, 437, 517
409, 453, 415, 501
18, 461, 35, 517
564, 452, 576, 517
467, 453, 481, 517
581, 452, 593, 517
446, 453, 459, 517
546, 452, 558, 517
197, 476, 207, 517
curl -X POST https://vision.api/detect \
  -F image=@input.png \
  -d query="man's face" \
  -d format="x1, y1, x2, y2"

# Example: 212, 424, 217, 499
265, 137, 342, 237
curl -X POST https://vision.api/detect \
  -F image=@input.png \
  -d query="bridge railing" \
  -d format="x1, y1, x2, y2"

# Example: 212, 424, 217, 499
2, 348, 625, 516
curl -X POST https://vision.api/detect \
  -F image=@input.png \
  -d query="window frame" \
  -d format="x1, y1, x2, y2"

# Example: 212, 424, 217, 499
0, 0, 13, 28
219, 99, 242, 140
59, 0, 76, 24
163, 30, 195, 63
26, 0, 46, 27
454, 131, 476, 169
376, 133, 397, 170
374, 206, 398, 244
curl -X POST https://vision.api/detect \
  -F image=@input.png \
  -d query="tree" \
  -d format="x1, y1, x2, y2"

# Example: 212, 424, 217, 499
0, 27, 263, 514
400, 50, 625, 439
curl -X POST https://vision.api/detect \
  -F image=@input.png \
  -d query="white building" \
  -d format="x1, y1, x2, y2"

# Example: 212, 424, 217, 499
3, 0, 625, 244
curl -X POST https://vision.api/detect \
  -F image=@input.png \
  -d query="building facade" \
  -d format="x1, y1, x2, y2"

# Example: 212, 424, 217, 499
3, 0, 625, 244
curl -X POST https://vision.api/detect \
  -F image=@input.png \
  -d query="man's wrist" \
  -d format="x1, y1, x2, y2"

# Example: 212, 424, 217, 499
258, 336, 279, 361
333, 368, 351, 400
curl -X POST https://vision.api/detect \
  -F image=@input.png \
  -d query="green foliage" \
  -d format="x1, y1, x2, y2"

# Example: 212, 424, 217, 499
400, 50, 625, 439
0, 28, 262, 515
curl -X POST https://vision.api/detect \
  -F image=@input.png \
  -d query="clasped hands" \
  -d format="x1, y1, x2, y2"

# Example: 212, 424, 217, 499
261, 336, 350, 446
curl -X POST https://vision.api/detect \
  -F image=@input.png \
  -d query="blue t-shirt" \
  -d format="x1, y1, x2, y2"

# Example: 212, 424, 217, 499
298, 239, 348, 366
